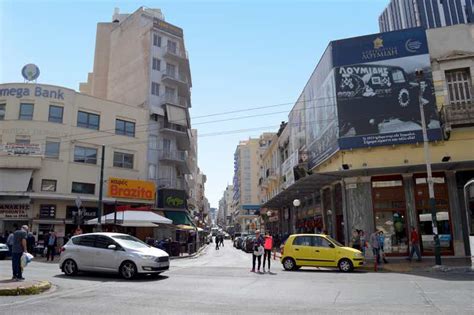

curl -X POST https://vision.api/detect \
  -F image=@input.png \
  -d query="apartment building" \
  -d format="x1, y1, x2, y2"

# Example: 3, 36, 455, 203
80, 7, 194, 216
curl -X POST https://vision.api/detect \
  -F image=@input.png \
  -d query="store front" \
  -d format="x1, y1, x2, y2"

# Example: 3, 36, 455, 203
0, 199, 32, 234
372, 176, 408, 256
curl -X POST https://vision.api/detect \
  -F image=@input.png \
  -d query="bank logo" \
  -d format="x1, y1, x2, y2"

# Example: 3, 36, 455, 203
405, 39, 422, 53
21, 64, 40, 81
373, 37, 384, 49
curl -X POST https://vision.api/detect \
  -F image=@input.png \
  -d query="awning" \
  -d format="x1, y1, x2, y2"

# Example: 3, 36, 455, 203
160, 210, 195, 226
150, 104, 165, 116
0, 169, 32, 192
85, 210, 172, 227
175, 224, 195, 231
166, 105, 188, 126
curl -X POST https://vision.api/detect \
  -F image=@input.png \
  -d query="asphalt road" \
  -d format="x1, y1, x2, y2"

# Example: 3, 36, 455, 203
0, 240, 473, 314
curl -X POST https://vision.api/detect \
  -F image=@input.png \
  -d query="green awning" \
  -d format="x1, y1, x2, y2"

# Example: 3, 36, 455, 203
162, 210, 195, 226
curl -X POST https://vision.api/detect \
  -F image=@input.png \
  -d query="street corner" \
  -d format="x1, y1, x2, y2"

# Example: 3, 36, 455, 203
0, 279, 52, 296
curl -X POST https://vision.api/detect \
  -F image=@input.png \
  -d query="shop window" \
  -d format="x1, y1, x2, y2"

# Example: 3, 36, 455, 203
48, 105, 64, 123
19, 103, 34, 120
0, 103, 5, 120
115, 119, 135, 137
445, 68, 473, 105
39, 205, 56, 218
41, 179, 57, 192
71, 182, 95, 195
45, 141, 60, 159
38, 224, 54, 242
74, 146, 97, 164
113, 151, 134, 169
77, 111, 100, 130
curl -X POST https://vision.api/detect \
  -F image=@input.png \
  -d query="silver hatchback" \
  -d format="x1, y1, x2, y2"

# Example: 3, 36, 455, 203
59, 232, 169, 279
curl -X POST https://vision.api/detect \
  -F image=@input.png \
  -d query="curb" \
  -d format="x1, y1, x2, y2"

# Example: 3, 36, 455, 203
170, 244, 208, 260
0, 281, 52, 296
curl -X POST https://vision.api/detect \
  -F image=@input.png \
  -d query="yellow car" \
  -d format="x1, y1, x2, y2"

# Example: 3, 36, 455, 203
280, 234, 364, 272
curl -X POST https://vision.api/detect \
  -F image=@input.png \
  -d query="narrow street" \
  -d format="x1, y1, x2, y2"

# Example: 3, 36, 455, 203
0, 241, 473, 314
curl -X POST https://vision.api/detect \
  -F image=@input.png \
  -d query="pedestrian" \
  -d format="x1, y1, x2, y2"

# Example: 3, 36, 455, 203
408, 226, 422, 262
369, 230, 380, 264
7, 230, 14, 256
11, 225, 28, 281
45, 230, 57, 262
359, 230, 367, 257
74, 226, 83, 236
263, 231, 273, 273
27, 230, 36, 255
215, 235, 220, 250
351, 229, 361, 250
251, 230, 265, 273
378, 230, 388, 264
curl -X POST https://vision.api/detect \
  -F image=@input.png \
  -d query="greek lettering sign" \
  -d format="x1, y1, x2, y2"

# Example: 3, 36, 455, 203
107, 177, 156, 201
0, 203, 30, 219
0, 143, 42, 156
153, 19, 183, 37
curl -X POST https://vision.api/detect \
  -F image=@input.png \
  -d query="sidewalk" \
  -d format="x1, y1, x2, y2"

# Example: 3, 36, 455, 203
0, 279, 51, 296
273, 251, 472, 273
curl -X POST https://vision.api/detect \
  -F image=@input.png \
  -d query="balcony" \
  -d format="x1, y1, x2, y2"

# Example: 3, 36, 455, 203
162, 72, 190, 95
259, 177, 269, 189
160, 122, 190, 148
159, 95, 189, 108
157, 177, 187, 191
163, 45, 189, 63
266, 168, 279, 181
441, 102, 474, 130
158, 150, 190, 174
0, 155, 42, 169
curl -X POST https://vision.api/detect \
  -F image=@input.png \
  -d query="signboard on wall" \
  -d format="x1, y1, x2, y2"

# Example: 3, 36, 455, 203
332, 27, 442, 149
0, 143, 42, 156
0, 203, 30, 219
107, 177, 156, 201
157, 189, 187, 209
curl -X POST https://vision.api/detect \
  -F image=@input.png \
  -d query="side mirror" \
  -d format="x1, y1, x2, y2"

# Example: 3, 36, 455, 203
107, 244, 117, 250
328, 243, 335, 248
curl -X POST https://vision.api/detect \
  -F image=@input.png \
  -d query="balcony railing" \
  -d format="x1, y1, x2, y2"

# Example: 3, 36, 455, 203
162, 71, 189, 85
157, 177, 186, 190
163, 45, 188, 60
162, 121, 188, 133
158, 150, 187, 162
441, 102, 474, 130
160, 95, 189, 108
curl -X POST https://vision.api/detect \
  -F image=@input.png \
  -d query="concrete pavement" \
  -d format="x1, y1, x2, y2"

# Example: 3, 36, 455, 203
0, 240, 473, 314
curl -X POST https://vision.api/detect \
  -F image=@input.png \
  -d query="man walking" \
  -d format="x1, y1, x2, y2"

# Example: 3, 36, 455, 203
369, 230, 380, 264
215, 235, 220, 250
45, 230, 57, 261
12, 225, 28, 281
408, 226, 422, 262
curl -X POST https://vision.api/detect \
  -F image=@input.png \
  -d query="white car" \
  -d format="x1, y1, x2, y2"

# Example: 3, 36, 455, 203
0, 243, 8, 260
59, 232, 169, 279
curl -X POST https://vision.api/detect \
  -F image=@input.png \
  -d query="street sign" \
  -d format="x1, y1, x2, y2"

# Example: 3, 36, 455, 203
75, 196, 82, 209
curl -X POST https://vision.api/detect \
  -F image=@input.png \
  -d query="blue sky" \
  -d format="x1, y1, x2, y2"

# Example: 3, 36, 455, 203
0, 0, 388, 207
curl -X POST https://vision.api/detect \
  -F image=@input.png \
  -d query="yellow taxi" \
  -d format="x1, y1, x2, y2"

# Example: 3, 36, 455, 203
280, 234, 364, 272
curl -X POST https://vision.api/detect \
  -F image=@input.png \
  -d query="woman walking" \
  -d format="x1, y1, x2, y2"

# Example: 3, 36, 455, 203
263, 231, 273, 273
251, 230, 264, 273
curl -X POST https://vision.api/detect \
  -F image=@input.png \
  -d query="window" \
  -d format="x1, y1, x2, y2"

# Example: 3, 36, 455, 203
45, 141, 60, 159
149, 135, 158, 150
166, 63, 176, 77
48, 105, 63, 123
165, 86, 175, 101
71, 182, 95, 194
0, 104, 5, 120
446, 69, 473, 105
292, 236, 312, 246
95, 235, 118, 249
39, 205, 56, 218
153, 33, 161, 47
74, 235, 96, 247
113, 152, 134, 169
15, 136, 30, 144
152, 58, 161, 71
115, 119, 135, 137
167, 40, 177, 54
163, 138, 171, 152
148, 164, 157, 179
312, 236, 332, 248
74, 146, 97, 164
77, 111, 100, 130
151, 82, 160, 96
41, 179, 57, 192
19, 103, 34, 120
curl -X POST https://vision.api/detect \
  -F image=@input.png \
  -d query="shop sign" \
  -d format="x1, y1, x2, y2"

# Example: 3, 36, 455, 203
153, 19, 183, 37
0, 86, 64, 100
0, 143, 42, 156
66, 206, 98, 221
157, 189, 187, 209
0, 203, 30, 219
107, 177, 156, 201
281, 151, 298, 189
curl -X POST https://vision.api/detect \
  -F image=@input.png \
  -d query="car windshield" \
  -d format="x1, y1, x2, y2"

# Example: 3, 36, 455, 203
112, 235, 150, 249
325, 236, 344, 247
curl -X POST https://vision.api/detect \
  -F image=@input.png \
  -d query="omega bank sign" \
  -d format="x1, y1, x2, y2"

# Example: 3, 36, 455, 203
107, 177, 156, 201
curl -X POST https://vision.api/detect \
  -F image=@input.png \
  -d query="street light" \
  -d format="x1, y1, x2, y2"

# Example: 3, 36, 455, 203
416, 69, 441, 265
293, 199, 301, 207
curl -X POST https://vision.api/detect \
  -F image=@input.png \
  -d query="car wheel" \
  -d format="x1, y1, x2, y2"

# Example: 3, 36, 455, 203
120, 261, 137, 279
63, 259, 78, 276
282, 257, 297, 271
338, 258, 354, 272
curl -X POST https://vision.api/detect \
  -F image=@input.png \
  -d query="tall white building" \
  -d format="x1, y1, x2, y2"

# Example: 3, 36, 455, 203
80, 7, 194, 215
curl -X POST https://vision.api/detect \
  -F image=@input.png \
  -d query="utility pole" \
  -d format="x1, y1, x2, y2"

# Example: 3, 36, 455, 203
97, 145, 105, 232
416, 69, 441, 265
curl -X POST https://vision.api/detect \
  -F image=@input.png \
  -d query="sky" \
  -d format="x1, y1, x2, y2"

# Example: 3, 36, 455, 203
0, 0, 388, 208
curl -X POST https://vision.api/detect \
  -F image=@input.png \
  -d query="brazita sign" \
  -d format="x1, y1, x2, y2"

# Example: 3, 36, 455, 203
0, 86, 65, 100
107, 177, 156, 201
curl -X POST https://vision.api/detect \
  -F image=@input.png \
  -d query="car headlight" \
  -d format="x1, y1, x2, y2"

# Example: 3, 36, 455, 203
354, 252, 363, 258
138, 254, 156, 260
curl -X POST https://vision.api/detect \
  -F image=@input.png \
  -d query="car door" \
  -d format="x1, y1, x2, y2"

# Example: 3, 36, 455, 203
311, 236, 337, 267
94, 235, 124, 272
74, 235, 98, 271
291, 236, 314, 267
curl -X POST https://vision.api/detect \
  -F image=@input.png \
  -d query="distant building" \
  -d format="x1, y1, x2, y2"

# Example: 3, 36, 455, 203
379, 0, 473, 32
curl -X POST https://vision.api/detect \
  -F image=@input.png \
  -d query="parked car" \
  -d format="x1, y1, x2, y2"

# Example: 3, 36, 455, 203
243, 236, 256, 253
280, 234, 364, 272
0, 243, 8, 260
233, 237, 241, 248
59, 232, 169, 279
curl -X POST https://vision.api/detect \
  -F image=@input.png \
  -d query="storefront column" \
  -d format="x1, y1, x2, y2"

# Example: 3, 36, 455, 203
402, 174, 417, 231
321, 188, 328, 233
446, 171, 466, 256
329, 186, 336, 239
342, 177, 373, 244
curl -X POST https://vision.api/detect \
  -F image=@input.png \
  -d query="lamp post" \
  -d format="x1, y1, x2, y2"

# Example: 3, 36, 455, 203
293, 199, 301, 234
416, 69, 441, 265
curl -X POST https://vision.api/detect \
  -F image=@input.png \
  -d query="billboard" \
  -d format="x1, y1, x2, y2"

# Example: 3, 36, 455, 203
332, 28, 441, 149
157, 189, 187, 209
108, 177, 156, 201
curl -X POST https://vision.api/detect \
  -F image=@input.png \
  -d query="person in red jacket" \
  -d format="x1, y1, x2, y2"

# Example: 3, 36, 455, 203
263, 231, 273, 273
408, 226, 422, 262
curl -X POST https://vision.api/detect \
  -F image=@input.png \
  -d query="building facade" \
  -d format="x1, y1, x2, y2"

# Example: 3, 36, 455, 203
379, 0, 473, 32
0, 82, 152, 241
261, 24, 474, 258
80, 7, 194, 215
